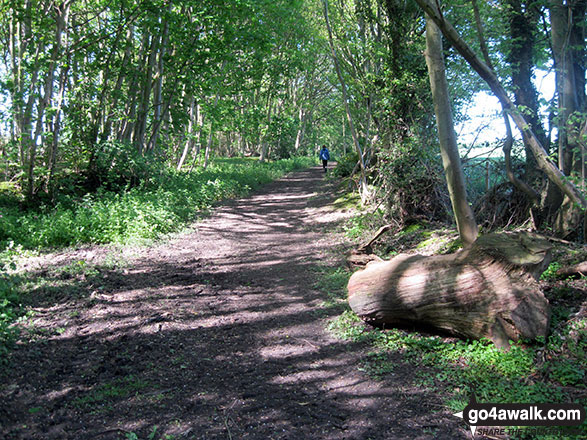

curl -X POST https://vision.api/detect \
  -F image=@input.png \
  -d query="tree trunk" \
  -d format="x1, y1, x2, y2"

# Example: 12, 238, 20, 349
133, 32, 157, 153
550, 0, 586, 176
505, 0, 548, 179
203, 94, 220, 169
259, 93, 273, 162
549, 0, 587, 237
47, 63, 70, 195
203, 126, 213, 170
148, 5, 171, 153
347, 232, 552, 348
424, 13, 478, 246
294, 106, 305, 152
323, 0, 369, 203
177, 96, 196, 171
470, 0, 540, 205
414, 0, 587, 212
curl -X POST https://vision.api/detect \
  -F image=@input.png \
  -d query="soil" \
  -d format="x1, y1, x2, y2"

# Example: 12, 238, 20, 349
0, 166, 468, 439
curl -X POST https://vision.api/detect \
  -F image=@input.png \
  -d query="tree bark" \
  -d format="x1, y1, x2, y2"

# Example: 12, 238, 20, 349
148, 5, 171, 153
556, 261, 587, 278
347, 232, 552, 348
413, 0, 587, 212
133, 32, 157, 153
424, 13, 478, 246
550, 0, 587, 176
505, 0, 548, 175
471, 0, 540, 205
323, 0, 369, 203
177, 96, 196, 171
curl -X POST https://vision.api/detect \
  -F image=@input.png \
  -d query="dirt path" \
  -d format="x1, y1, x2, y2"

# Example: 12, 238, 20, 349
1, 166, 466, 439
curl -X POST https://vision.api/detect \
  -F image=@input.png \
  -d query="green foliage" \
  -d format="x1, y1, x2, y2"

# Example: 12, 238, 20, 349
461, 155, 510, 203
125, 427, 176, 440
400, 223, 422, 236
331, 192, 362, 210
342, 209, 386, 241
0, 273, 19, 365
312, 265, 351, 311
541, 261, 562, 281
332, 312, 585, 406
358, 351, 395, 380
333, 152, 359, 178
329, 308, 586, 428
0, 244, 27, 365
0, 157, 313, 360
373, 142, 449, 225
327, 310, 372, 342
89, 141, 165, 191
71, 375, 150, 411
438, 237, 463, 254
0, 157, 313, 252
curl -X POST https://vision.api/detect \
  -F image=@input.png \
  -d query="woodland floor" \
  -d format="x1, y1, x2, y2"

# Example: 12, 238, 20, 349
1, 166, 469, 439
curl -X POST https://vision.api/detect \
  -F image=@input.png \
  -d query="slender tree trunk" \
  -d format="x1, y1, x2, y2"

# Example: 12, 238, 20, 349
203, 95, 220, 169
187, 105, 203, 172
424, 13, 478, 246
47, 60, 70, 194
414, 0, 587, 212
177, 96, 196, 171
323, 0, 369, 202
105, 24, 134, 142
21, 45, 42, 198
471, 0, 540, 205
148, 6, 171, 153
505, 0, 547, 180
204, 127, 213, 169
342, 114, 346, 155
294, 106, 305, 152
133, 32, 157, 153
260, 91, 273, 162
549, 0, 587, 236
550, 0, 587, 175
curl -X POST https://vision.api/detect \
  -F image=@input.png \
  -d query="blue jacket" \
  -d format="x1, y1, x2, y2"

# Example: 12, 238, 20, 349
319, 148, 330, 160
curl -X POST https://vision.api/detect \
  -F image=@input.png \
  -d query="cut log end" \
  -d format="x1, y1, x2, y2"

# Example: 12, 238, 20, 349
347, 232, 552, 347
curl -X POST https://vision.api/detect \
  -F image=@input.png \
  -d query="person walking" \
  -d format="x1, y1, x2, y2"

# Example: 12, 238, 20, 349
319, 145, 330, 173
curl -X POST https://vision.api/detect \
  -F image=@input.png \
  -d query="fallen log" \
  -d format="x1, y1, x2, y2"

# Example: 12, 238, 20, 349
346, 224, 392, 270
556, 261, 587, 278
347, 232, 552, 347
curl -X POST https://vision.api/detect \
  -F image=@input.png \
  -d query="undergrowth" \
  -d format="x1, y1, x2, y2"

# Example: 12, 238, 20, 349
322, 211, 586, 439
328, 308, 586, 438
0, 157, 314, 251
0, 157, 314, 365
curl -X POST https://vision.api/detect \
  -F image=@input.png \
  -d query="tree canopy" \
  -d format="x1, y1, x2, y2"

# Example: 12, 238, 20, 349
0, 0, 585, 239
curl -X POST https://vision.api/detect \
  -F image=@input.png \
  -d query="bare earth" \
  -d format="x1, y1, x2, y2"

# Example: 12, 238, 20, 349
1, 166, 467, 439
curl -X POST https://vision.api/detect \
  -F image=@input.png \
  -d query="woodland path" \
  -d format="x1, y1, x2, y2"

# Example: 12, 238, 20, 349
1, 166, 466, 439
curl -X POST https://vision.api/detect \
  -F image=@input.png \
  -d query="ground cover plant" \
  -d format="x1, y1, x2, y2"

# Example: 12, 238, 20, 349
0, 157, 314, 251
2, 166, 468, 440
0, 157, 314, 364
323, 208, 587, 439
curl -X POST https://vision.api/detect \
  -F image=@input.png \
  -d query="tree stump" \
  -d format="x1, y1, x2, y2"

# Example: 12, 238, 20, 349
347, 232, 552, 347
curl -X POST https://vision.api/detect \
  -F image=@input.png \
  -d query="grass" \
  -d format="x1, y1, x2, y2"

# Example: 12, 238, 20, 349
72, 375, 150, 412
325, 280, 586, 438
312, 265, 350, 311
0, 157, 314, 251
328, 308, 586, 437
0, 156, 315, 365
321, 209, 587, 439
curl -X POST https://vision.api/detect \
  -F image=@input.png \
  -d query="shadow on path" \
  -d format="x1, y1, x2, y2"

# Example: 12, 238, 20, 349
0, 167, 467, 439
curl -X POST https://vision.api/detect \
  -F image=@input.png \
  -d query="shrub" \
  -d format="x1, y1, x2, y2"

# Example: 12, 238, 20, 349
333, 152, 359, 177
373, 142, 450, 224
0, 157, 314, 251
87, 141, 165, 191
